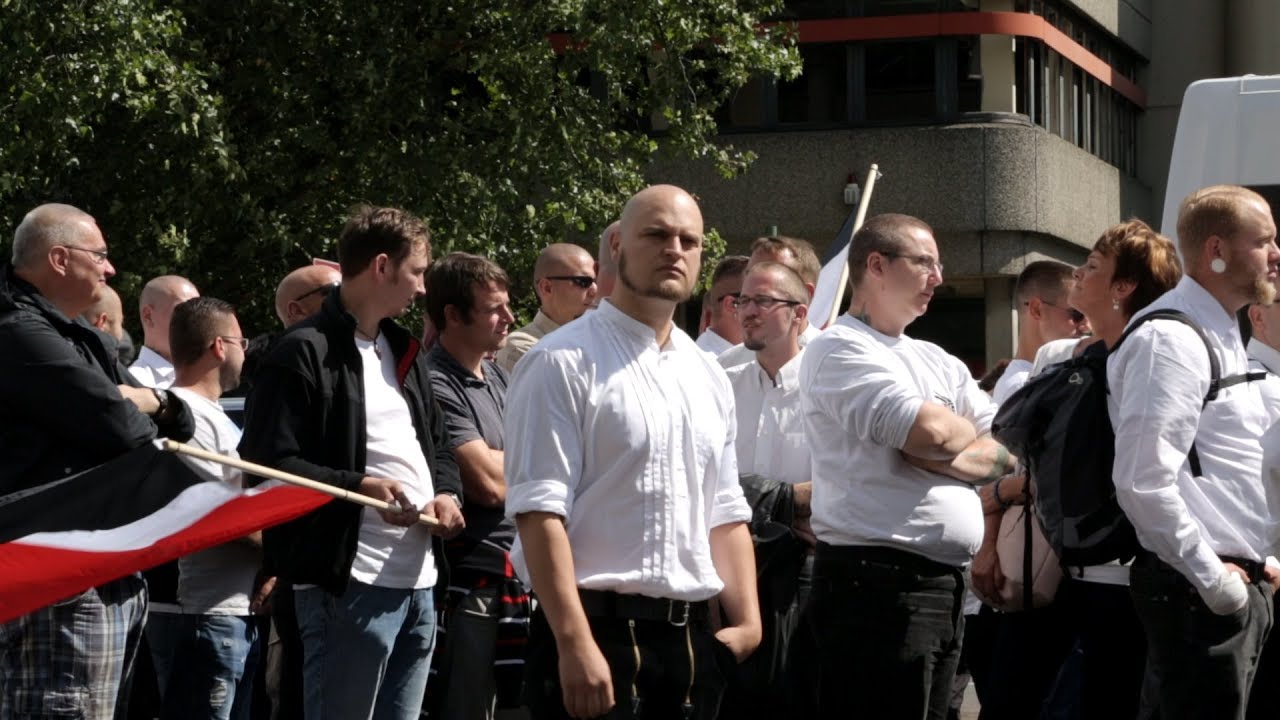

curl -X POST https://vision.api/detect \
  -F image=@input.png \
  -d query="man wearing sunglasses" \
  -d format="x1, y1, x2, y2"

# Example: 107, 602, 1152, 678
494, 243, 597, 374
274, 264, 343, 328
992, 260, 1081, 405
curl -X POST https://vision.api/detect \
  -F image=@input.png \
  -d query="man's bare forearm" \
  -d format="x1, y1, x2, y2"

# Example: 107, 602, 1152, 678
515, 512, 592, 646
905, 435, 1015, 486
710, 522, 762, 655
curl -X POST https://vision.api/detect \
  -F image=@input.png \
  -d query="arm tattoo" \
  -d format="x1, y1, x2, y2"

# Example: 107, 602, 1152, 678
980, 446, 1011, 485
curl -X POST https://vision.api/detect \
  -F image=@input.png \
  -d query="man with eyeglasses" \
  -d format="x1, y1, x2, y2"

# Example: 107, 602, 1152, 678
991, 260, 1081, 405
695, 255, 748, 356
0, 203, 194, 719
161, 296, 267, 720
494, 243, 597, 374
716, 236, 823, 372
800, 213, 1014, 718
719, 261, 817, 719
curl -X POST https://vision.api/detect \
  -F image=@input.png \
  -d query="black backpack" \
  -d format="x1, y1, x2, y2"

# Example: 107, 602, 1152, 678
991, 309, 1262, 567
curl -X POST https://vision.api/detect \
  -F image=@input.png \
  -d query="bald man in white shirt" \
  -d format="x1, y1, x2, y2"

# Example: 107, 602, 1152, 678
1111, 185, 1280, 720
130, 274, 200, 389
505, 184, 760, 720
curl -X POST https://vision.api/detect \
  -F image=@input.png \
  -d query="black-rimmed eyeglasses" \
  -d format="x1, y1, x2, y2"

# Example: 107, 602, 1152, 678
1028, 300, 1085, 324
546, 275, 597, 289
58, 245, 110, 265
294, 283, 339, 303
731, 295, 802, 311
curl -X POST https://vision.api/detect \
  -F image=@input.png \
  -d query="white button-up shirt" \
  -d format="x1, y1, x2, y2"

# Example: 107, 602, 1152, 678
1109, 277, 1272, 612
725, 349, 809, 485
504, 300, 751, 602
695, 328, 733, 356
1246, 338, 1280, 561
128, 346, 175, 389
800, 315, 994, 567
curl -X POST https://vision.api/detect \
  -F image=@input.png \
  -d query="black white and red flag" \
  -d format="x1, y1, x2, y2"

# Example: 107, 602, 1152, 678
0, 441, 329, 623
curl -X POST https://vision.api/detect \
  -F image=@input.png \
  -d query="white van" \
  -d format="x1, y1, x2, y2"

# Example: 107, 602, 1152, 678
1161, 74, 1280, 242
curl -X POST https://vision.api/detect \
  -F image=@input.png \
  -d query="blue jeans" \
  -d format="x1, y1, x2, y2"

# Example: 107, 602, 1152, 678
161, 614, 261, 720
295, 582, 437, 720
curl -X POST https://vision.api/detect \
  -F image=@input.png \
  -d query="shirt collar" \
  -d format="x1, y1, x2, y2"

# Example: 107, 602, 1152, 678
753, 347, 805, 390
1248, 338, 1280, 374
136, 346, 174, 375
1176, 276, 1238, 332
427, 342, 490, 387
530, 310, 561, 336
595, 299, 687, 351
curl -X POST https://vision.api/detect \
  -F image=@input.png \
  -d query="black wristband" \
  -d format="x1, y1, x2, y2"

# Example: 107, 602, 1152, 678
151, 388, 171, 417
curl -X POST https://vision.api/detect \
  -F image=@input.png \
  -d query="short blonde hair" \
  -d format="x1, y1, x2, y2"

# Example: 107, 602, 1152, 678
1176, 185, 1270, 268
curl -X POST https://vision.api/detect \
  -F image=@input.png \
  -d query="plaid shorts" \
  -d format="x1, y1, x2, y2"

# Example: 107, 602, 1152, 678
0, 575, 147, 720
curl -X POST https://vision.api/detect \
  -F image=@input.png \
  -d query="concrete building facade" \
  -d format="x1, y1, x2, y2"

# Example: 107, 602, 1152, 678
657, 0, 1280, 372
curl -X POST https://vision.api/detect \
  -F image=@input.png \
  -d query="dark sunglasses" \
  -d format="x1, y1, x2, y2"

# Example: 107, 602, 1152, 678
294, 282, 339, 303
546, 275, 597, 289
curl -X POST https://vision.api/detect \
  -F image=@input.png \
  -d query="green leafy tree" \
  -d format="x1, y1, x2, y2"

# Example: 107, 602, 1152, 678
0, 0, 797, 332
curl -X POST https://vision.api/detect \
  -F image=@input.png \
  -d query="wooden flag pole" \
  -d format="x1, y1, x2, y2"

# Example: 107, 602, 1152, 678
161, 439, 440, 527
827, 163, 883, 329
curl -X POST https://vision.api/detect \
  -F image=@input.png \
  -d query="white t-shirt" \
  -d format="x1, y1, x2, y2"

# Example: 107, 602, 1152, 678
504, 301, 751, 602
349, 334, 438, 590
724, 350, 810, 485
991, 358, 1034, 406
171, 387, 260, 615
800, 315, 995, 567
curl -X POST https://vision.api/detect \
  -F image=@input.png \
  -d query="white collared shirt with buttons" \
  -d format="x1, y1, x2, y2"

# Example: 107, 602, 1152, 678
724, 348, 810, 485
504, 300, 751, 602
1108, 276, 1272, 613
128, 345, 175, 389
1245, 337, 1280, 562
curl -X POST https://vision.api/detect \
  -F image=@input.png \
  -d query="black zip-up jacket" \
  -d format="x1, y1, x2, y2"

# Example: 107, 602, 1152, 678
238, 289, 462, 597
0, 264, 194, 495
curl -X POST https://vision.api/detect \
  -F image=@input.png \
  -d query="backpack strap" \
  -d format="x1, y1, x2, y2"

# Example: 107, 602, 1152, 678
1111, 309, 1221, 478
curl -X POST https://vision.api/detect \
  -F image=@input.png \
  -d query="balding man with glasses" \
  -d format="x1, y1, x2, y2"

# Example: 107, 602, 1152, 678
0, 203, 194, 719
495, 243, 597, 374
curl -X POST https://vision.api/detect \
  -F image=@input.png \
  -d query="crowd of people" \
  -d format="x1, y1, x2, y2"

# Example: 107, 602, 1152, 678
0, 182, 1277, 720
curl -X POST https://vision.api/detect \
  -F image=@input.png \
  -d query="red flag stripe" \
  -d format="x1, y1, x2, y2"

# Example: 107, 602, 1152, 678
0, 484, 329, 623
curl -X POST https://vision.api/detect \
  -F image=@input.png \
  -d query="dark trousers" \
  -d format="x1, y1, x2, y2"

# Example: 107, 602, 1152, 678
1042, 576, 1147, 720
522, 605, 734, 720
965, 602, 1073, 720
810, 544, 966, 720
1130, 553, 1274, 720
1246, 587, 1280, 720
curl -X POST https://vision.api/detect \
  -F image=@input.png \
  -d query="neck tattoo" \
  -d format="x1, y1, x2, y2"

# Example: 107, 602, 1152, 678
356, 328, 382, 359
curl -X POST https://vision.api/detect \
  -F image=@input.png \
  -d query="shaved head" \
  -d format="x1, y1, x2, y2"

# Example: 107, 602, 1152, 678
534, 243, 595, 280
12, 203, 97, 270
139, 275, 200, 358
275, 264, 342, 325
618, 185, 702, 240
613, 184, 704, 305
598, 221, 621, 274
81, 285, 124, 341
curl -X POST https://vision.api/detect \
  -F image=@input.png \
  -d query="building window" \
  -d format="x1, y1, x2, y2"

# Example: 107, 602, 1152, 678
778, 44, 850, 124
865, 40, 936, 123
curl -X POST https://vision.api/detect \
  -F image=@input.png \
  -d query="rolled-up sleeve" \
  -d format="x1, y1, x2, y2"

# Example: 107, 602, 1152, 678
808, 340, 924, 450
709, 385, 750, 529
503, 348, 584, 520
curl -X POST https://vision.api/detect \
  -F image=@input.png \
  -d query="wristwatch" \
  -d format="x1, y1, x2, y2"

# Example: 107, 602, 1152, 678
439, 491, 462, 509
151, 388, 171, 417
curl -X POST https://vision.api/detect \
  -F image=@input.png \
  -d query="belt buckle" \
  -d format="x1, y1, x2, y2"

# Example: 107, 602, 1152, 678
667, 600, 689, 627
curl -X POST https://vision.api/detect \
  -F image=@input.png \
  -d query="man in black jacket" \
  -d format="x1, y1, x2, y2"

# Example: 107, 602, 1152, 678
239, 205, 465, 720
0, 203, 194, 719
